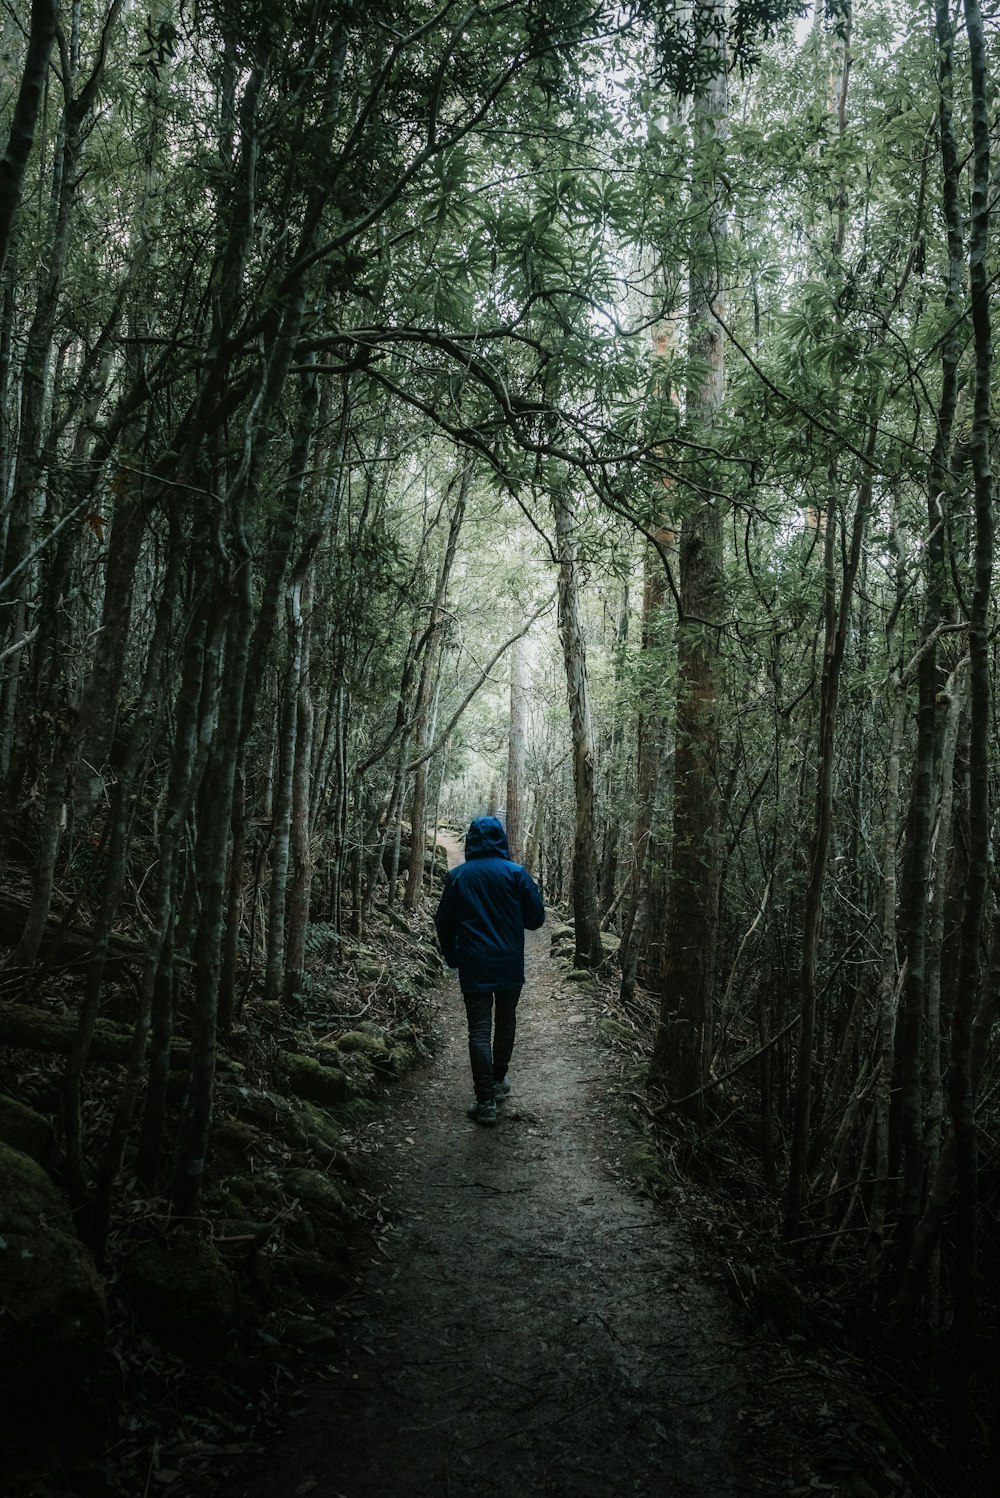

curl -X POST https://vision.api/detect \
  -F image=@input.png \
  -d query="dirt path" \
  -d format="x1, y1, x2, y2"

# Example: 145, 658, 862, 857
230, 849, 773, 1498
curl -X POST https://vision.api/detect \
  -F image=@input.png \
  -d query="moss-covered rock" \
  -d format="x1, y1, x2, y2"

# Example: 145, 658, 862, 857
313, 1040, 344, 1068
0, 1144, 107, 1393
383, 1041, 417, 1077
420, 942, 445, 972
597, 1016, 633, 1045
335, 1027, 414, 1082
295, 1100, 343, 1154
227, 1174, 283, 1215
212, 1117, 258, 1161
282, 1168, 348, 1222
621, 1140, 672, 1193
600, 931, 621, 955
0, 1094, 54, 1165
0, 1228, 106, 1373
232, 1087, 311, 1147
340, 1053, 378, 1098
566, 968, 599, 988
341, 1094, 379, 1128
128, 1233, 239, 1361
0, 1139, 64, 1233
282, 1053, 348, 1107
337, 1029, 389, 1056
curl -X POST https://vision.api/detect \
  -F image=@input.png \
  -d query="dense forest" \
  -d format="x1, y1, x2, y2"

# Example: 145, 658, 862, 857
2, 0, 1000, 1492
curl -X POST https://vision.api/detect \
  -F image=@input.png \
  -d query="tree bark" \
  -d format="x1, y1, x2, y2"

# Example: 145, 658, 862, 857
648, 0, 728, 1109
283, 569, 316, 1006
505, 633, 527, 863
0, 0, 57, 277
947, 0, 992, 1429
554, 490, 603, 969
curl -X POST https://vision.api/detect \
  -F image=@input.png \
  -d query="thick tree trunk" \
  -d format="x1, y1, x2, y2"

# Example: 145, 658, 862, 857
947, 0, 992, 1432
648, 3, 727, 1108
620, 536, 670, 1000
173, 553, 253, 1215
893, 0, 964, 1276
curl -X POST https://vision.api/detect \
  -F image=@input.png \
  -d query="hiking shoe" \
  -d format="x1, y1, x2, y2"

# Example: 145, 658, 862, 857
468, 1097, 497, 1126
493, 1076, 511, 1102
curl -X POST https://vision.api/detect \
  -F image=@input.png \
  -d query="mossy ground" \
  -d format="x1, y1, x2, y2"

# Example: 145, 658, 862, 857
0, 901, 439, 1498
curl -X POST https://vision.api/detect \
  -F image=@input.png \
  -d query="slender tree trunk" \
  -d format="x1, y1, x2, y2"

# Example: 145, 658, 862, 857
524, 781, 547, 878
925, 666, 965, 1175
785, 446, 874, 1234
404, 475, 464, 908
785, 10, 868, 1229
264, 581, 303, 1004
284, 570, 315, 1006
598, 583, 629, 918
60, 535, 182, 1215
505, 634, 527, 862
0, 0, 57, 277
868, 679, 905, 1265
137, 581, 217, 1190
554, 490, 602, 968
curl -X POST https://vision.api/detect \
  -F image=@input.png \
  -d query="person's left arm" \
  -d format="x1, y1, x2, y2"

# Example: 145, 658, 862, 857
518, 869, 545, 931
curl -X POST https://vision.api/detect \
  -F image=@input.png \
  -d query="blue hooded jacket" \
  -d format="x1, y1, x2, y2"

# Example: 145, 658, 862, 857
434, 817, 545, 994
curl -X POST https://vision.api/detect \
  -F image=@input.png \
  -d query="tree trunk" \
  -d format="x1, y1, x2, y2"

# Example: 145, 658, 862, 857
284, 569, 315, 1006
505, 634, 527, 863
785, 447, 874, 1234
137, 583, 218, 1190
648, 1, 728, 1109
947, 0, 992, 1433
173, 552, 253, 1215
554, 490, 603, 969
0, 0, 58, 277
404, 472, 465, 908
620, 537, 670, 1006
893, 0, 964, 1276
263, 580, 304, 1004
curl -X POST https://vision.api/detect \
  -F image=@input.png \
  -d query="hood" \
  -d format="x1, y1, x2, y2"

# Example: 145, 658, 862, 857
464, 816, 511, 859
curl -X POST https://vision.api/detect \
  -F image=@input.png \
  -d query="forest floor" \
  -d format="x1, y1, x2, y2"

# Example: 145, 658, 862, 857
0, 849, 953, 1497
212, 836, 817, 1498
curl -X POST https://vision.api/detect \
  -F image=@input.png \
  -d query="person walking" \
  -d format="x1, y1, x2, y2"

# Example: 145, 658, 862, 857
434, 815, 545, 1125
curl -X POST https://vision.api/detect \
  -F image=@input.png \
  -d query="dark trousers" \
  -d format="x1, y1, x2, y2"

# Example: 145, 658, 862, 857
463, 987, 521, 1101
